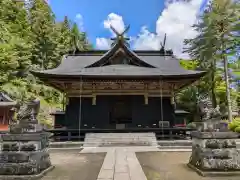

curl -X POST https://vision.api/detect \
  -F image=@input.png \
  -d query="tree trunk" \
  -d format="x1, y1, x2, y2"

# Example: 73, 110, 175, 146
210, 61, 217, 108
219, 21, 233, 122
223, 52, 233, 122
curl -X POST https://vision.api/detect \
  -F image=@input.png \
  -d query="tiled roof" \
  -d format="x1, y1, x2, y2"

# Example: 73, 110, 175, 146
0, 92, 16, 107
31, 43, 206, 78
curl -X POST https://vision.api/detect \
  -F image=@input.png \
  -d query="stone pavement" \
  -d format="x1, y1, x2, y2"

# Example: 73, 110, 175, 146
80, 146, 160, 180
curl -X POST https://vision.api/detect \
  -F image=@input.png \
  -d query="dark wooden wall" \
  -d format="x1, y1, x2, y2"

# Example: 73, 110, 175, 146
64, 95, 174, 129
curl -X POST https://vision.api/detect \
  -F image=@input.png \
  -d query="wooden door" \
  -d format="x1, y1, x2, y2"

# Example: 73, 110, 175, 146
111, 96, 132, 124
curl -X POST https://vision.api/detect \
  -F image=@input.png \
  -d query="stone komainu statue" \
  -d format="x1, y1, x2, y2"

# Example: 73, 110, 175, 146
17, 98, 40, 121
10, 98, 41, 133
196, 96, 226, 132
197, 96, 221, 121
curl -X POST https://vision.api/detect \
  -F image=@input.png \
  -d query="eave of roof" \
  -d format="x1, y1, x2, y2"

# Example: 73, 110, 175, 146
0, 92, 14, 102
0, 102, 17, 107
175, 109, 190, 114
0, 92, 16, 107
31, 66, 206, 80
50, 111, 65, 115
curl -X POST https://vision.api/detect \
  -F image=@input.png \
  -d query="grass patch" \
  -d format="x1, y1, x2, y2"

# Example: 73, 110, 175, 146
233, 71, 240, 77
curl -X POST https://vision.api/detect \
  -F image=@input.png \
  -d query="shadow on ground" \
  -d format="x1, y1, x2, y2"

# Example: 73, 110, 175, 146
136, 152, 240, 180
41, 149, 106, 180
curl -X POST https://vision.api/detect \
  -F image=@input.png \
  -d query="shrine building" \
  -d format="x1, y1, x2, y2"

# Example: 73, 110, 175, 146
0, 92, 16, 131
32, 26, 206, 135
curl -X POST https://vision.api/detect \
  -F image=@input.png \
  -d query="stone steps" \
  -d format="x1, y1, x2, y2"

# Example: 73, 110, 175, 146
84, 133, 157, 138
158, 146, 192, 149
48, 139, 240, 149
83, 133, 158, 147
157, 140, 192, 146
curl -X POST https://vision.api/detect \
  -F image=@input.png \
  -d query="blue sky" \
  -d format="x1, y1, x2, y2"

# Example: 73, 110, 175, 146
49, 0, 209, 58
50, 0, 163, 44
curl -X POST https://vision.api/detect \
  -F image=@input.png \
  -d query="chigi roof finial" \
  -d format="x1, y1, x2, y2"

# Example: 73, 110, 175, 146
159, 33, 166, 54
159, 34, 173, 55
110, 25, 130, 47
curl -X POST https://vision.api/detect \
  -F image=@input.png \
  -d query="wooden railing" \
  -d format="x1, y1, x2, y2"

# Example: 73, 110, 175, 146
45, 127, 196, 141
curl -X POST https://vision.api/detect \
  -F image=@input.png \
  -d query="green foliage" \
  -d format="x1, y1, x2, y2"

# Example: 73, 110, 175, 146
177, 59, 239, 121
180, 60, 199, 70
180, 0, 239, 121
69, 23, 92, 53
0, 0, 32, 85
228, 117, 240, 132
29, 0, 60, 69
235, 126, 240, 133
186, 122, 196, 129
0, 0, 92, 126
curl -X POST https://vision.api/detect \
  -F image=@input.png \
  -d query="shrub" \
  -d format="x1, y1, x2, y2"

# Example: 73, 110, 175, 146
235, 126, 240, 133
187, 122, 196, 129
228, 117, 240, 132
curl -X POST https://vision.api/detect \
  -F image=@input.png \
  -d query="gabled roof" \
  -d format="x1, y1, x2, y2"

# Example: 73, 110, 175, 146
0, 92, 17, 107
31, 32, 206, 79
31, 50, 206, 79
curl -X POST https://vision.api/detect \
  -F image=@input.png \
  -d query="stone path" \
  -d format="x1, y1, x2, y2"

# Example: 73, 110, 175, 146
80, 146, 160, 180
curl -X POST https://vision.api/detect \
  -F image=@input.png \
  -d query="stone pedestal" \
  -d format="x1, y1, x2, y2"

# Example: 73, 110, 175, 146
0, 99, 54, 179
188, 131, 240, 176
0, 132, 54, 179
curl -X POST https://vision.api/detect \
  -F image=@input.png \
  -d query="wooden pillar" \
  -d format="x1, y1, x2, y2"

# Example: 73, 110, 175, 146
144, 94, 148, 105
144, 83, 148, 105
64, 83, 71, 109
171, 95, 175, 105
92, 94, 96, 105
170, 86, 176, 127
92, 82, 96, 105
66, 95, 69, 105
2, 108, 6, 125
170, 84, 176, 110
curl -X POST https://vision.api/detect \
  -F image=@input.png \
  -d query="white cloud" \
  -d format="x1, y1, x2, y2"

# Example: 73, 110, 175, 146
132, 26, 160, 51
103, 13, 126, 35
75, 13, 84, 31
96, 38, 111, 50
96, 0, 204, 59
96, 13, 126, 50
44, 0, 50, 4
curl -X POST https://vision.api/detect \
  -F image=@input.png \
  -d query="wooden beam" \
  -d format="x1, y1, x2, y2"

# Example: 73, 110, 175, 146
68, 89, 171, 95
68, 92, 171, 97
44, 80, 65, 91
48, 79, 198, 92
51, 79, 202, 96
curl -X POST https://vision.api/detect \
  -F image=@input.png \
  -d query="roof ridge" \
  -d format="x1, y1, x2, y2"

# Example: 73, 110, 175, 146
66, 50, 174, 56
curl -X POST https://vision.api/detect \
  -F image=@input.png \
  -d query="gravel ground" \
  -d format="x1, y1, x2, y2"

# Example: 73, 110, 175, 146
41, 149, 106, 180
136, 152, 240, 180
